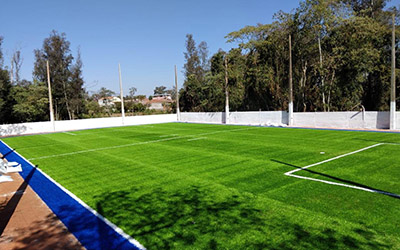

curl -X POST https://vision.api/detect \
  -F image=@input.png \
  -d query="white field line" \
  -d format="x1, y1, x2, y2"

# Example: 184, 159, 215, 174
63, 132, 76, 136
285, 143, 383, 175
187, 137, 207, 141
285, 143, 400, 198
28, 126, 256, 161
0, 140, 146, 250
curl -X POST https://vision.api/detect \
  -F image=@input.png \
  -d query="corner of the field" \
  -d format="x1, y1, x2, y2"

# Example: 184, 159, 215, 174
0, 139, 146, 250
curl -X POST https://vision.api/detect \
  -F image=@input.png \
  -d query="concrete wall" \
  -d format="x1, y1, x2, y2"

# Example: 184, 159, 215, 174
0, 114, 176, 137
293, 111, 390, 129
180, 112, 225, 124
229, 111, 288, 126
397, 112, 400, 130
1, 110, 398, 137
180, 111, 287, 126
181, 111, 394, 130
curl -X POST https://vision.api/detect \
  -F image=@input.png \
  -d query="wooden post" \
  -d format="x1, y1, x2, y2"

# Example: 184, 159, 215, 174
390, 13, 397, 130
224, 56, 230, 124
118, 63, 125, 125
288, 34, 293, 126
46, 61, 55, 131
175, 65, 180, 121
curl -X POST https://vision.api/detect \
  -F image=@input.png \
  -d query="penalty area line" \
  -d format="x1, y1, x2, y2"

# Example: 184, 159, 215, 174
284, 143, 400, 198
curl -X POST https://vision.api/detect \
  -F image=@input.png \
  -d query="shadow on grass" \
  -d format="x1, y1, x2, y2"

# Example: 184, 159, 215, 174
273, 159, 400, 200
94, 185, 391, 249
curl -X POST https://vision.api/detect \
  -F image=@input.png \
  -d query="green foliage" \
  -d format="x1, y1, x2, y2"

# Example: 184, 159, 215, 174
154, 85, 167, 95
179, 0, 398, 112
83, 100, 104, 118
12, 81, 49, 122
95, 87, 115, 99
0, 36, 3, 68
0, 68, 15, 123
129, 87, 137, 98
33, 30, 85, 120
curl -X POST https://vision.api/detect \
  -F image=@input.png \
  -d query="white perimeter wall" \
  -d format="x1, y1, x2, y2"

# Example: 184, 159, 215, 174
0, 114, 176, 137
397, 112, 400, 130
1, 111, 398, 137
180, 111, 288, 126
293, 111, 390, 130
181, 111, 396, 130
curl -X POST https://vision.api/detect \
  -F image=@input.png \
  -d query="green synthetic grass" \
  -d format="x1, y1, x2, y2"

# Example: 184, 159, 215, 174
3, 123, 400, 249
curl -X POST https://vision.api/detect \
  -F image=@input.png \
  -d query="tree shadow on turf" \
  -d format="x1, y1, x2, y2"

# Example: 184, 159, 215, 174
272, 159, 400, 200
94, 185, 391, 249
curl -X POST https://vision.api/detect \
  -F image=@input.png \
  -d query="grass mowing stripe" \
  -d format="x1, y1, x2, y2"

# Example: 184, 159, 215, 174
28, 126, 257, 161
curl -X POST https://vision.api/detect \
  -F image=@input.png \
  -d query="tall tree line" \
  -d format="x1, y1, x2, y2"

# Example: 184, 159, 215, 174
0, 31, 85, 124
180, 0, 400, 112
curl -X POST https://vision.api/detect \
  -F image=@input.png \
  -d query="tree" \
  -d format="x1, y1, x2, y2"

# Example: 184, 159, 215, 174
96, 87, 115, 99
129, 87, 137, 98
12, 80, 49, 122
154, 85, 167, 95
183, 34, 201, 80
10, 49, 23, 84
180, 34, 211, 111
0, 68, 14, 123
0, 36, 3, 68
166, 86, 177, 100
0, 37, 15, 124
198, 41, 210, 74
33, 30, 84, 120
69, 48, 85, 119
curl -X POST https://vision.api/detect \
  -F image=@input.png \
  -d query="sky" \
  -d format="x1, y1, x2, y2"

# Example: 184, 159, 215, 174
1, 0, 400, 96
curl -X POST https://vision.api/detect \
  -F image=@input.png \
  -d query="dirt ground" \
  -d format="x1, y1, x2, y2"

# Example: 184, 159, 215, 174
0, 172, 84, 250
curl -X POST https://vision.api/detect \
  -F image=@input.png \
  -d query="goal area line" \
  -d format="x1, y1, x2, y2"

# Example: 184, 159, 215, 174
284, 143, 400, 199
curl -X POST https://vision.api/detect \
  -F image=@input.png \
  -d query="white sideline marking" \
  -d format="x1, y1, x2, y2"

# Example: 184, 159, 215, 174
0, 141, 146, 250
63, 132, 76, 136
187, 137, 206, 141
284, 143, 400, 198
28, 127, 256, 161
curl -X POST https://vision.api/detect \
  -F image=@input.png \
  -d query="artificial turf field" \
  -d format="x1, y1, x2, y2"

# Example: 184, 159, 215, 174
2, 122, 400, 249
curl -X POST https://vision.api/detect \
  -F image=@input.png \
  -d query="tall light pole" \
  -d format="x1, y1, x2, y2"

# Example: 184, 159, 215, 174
288, 34, 294, 126
224, 56, 230, 124
118, 63, 125, 125
390, 13, 397, 130
175, 65, 180, 121
46, 61, 55, 131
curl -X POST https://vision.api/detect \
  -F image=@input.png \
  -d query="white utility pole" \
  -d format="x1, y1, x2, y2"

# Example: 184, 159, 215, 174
288, 34, 294, 126
46, 61, 55, 131
224, 57, 230, 124
118, 63, 125, 125
390, 13, 397, 130
175, 65, 180, 121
